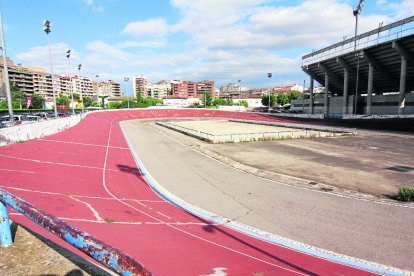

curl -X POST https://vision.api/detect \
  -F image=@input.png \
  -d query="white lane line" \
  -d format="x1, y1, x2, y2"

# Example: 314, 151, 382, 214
104, 122, 306, 275
37, 138, 130, 150
69, 195, 104, 222
0, 185, 166, 203
8, 213, 215, 226
134, 200, 172, 220
0, 168, 35, 174
0, 153, 129, 173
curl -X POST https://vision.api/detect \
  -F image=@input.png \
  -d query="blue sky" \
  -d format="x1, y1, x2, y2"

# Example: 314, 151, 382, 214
1, 0, 412, 95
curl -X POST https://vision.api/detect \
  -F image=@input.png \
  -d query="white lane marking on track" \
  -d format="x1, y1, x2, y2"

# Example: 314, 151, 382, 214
0, 153, 131, 173
134, 200, 172, 220
103, 121, 306, 275
0, 168, 35, 174
150, 124, 414, 209
37, 139, 129, 150
8, 213, 214, 226
0, 185, 166, 203
69, 195, 104, 222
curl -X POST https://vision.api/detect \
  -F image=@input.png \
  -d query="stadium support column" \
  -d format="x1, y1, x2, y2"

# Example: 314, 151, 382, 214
398, 56, 407, 115
342, 70, 348, 116
324, 73, 329, 117
309, 77, 314, 114
367, 63, 374, 115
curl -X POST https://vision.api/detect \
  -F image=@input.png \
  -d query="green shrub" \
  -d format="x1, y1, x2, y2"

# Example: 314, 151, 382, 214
396, 186, 414, 202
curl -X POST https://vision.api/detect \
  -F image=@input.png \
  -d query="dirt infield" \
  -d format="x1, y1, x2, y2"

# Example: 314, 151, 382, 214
151, 120, 414, 198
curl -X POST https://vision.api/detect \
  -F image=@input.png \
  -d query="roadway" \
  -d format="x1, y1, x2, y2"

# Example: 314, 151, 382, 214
0, 109, 406, 275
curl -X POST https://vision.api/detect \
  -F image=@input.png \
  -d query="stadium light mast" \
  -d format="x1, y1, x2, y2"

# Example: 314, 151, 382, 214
0, 9, 14, 125
66, 49, 75, 115
353, 0, 365, 51
43, 19, 58, 118
267, 73, 272, 112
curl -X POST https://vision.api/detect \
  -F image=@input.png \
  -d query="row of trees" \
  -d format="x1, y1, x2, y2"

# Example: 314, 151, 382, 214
261, 91, 301, 108
0, 82, 99, 110
106, 88, 163, 109
0, 82, 45, 109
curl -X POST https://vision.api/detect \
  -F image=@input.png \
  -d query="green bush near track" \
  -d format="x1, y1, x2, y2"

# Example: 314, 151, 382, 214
396, 186, 414, 202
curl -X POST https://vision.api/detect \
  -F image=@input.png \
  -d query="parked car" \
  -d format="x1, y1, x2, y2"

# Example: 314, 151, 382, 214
33, 112, 50, 120
25, 115, 41, 123
0, 115, 28, 127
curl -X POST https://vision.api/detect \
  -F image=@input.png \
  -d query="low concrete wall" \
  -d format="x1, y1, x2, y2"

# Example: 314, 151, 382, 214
0, 115, 83, 146
157, 120, 353, 144
343, 114, 414, 120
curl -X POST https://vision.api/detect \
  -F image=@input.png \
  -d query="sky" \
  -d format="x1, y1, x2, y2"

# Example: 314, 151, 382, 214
1, 0, 413, 95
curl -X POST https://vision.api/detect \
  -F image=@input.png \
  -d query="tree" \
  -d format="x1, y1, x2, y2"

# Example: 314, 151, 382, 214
56, 93, 70, 106
136, 87, 143, 103
240, 100, 248, 108
289, 91, 300, 102
83, 97, 93, 107
29, 93, 45, 109
201, 92, 212, 107
72, 93, 80, 101
276, 93, 289, 106
10, 82, 26, 108
261, 93, 276, 108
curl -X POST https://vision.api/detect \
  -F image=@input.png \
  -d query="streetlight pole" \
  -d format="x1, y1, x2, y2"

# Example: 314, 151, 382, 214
77, 64, 83, 114
0, 10, 13, 125
43, 20, 58, 118
267, 73, 272, 112
124, 77, 130, 109
238, 79, 241, 111
66, 49, 75, 115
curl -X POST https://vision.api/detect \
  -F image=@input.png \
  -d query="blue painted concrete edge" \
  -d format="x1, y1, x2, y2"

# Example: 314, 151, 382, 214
120, 122, 403, 276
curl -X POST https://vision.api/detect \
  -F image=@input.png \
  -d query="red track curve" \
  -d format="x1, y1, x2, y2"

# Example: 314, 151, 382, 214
0, 109, 377, 275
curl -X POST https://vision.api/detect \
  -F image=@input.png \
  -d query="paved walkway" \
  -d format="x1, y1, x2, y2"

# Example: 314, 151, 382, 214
122, 119, 414, 272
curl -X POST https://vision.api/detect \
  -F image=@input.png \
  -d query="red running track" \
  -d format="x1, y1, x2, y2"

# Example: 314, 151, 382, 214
0, 109, 376, 275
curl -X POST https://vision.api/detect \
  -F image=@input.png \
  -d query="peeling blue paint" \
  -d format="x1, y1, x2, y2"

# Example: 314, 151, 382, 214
0, 188, 152, 275
0, 200, 12, 247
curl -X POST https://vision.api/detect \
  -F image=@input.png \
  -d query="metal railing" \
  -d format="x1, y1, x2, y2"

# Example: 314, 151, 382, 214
302, 16, 414, 66
0, 188, 152, 276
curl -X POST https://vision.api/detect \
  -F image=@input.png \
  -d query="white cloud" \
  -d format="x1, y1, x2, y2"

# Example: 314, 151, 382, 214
388, 0, 414, 20
83, 0, 94, 6
16, 43, 80, 75
92, 5, 104, 13
174, 0, 391, 50
122, 18, 168, 39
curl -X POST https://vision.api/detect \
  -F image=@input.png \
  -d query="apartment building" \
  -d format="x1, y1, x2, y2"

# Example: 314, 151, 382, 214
97, 81, 122, 97
133, 76, 148, 97
58, 76, 74, 96
72, 76, 94, 98
196, 80, 216, 98
171, 80, 196, 98
146, 80, 170, 99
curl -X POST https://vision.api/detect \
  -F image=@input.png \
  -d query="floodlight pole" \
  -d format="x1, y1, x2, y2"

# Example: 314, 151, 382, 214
267, 73, 272, 113
124, 77, 130, 109
238, 79, 241, 111
78, 64, 83, 114
66, 49, 75, 115
353, 0, 365, 51
43, 20, 58, 118
0, 10, 13, 125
